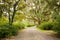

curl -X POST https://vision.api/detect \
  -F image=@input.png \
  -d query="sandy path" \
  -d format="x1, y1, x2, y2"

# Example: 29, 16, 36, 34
12, 27, 60, 40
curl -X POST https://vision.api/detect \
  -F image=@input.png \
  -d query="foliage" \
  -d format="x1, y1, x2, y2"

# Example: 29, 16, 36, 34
52, 14, 60, 37
52, 22, 60, 37
13, 21, 25, 30
0, 18, 25, 38
0, 21, 19, 38
27, 22, 35, 27
0, 0, 27, 25
38, 21, 53, 30
14, 12, 26, 21
20, 20, 35, 27
0, 17, 8, 25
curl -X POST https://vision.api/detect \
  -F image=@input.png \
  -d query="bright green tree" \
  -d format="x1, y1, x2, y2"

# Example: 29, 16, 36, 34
0, 0, 27, 26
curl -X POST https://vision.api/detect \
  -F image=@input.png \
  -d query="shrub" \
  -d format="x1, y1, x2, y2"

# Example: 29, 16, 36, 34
13, 21, 25, 30
38, 21, 53, 30
52, 21, 60, 37
52, 14, 60, 37
0, 20, 20, 38
27, 23, 34, 27
27, 22, 35, 27
0, 17, 25, 38
0, 23, 19, 38
21, 20, 35, 27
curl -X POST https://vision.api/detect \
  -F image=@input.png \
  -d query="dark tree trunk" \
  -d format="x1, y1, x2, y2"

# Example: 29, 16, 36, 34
11, 0, 20, 25
11, 7, 16, 25
37, 18, 41, 25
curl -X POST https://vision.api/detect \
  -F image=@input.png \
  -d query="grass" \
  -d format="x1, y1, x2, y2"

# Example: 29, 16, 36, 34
37, 27, 60, 39
36, 27, 57, 35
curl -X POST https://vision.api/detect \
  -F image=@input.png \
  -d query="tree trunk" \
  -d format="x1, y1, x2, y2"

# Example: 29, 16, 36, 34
11, 0, 20, 25
37, 18, 41, 25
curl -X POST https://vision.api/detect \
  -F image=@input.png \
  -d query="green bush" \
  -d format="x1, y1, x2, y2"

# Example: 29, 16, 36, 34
27, 22, 35, 27
0, 19, 21, 38
13, 21, 25, 29
0, 23, 18, 38
52, 14, 60, 37
52, 21, 60, 37
38, 21, 53, 30
0, 21, 25, 38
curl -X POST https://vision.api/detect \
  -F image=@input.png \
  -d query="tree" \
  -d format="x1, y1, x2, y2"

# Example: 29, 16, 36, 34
0, 0, 27, 26
25, 0, 50, 25
25, 0, 60, 25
